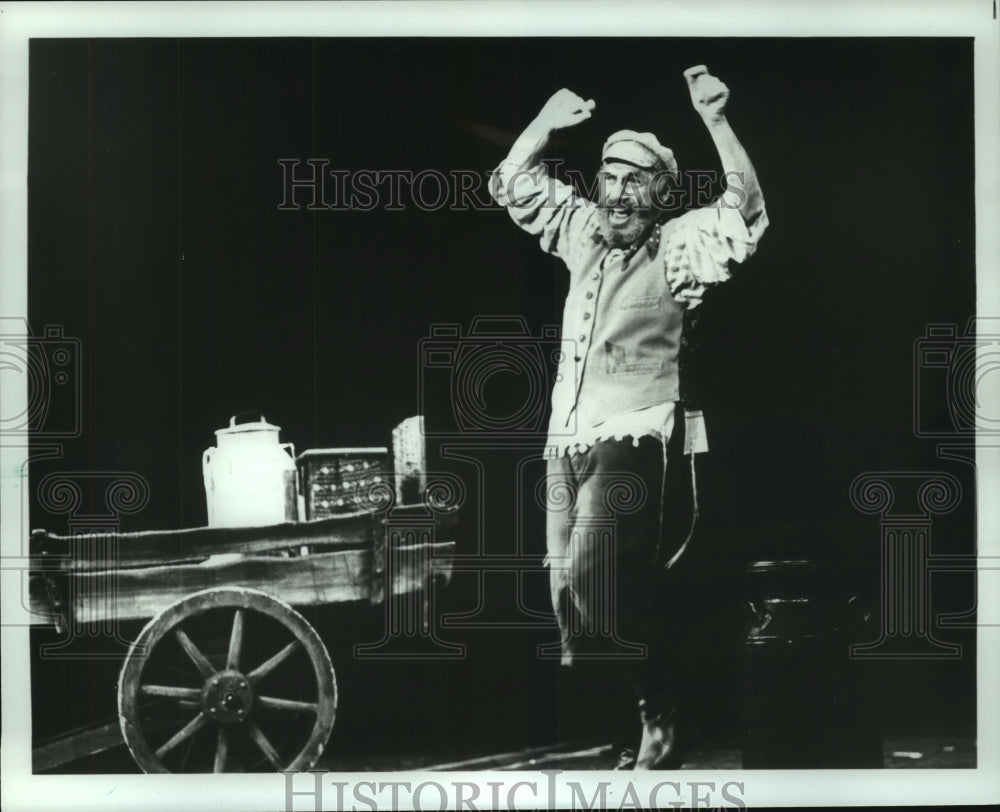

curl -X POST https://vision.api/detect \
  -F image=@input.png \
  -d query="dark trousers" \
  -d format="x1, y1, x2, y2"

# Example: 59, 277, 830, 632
544, 429, 695, 713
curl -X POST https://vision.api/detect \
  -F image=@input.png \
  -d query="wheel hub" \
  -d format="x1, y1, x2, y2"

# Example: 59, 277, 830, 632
202, 670, 254, 724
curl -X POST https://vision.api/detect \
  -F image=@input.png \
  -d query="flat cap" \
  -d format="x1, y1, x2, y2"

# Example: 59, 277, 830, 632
602, 130, 678, 175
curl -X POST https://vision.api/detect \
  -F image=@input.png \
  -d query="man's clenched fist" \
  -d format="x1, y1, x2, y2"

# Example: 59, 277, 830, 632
533, 88, 596, 132
684, 65, 729, 124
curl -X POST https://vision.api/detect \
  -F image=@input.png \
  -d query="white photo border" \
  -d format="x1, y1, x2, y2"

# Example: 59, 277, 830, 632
2, 1, 998, 809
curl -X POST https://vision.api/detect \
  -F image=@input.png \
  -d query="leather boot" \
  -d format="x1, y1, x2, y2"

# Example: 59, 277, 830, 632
612, 744, 638, 770
635, 701, 683, 769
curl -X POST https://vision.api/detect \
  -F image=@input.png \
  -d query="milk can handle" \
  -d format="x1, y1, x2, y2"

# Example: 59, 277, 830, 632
231, 410, 267, 427
282, 443, 299, 498
202, 447, 214, 482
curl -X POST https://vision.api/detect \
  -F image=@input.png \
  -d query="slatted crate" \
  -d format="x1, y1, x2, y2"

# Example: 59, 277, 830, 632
297, 447, 390, 519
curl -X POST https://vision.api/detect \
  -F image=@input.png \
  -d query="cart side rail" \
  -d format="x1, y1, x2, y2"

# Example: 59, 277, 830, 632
27, 505, 457, 627
30, 511, 382, 572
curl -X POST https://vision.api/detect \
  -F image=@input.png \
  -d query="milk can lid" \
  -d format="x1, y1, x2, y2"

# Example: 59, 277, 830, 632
215, 412, 281, 436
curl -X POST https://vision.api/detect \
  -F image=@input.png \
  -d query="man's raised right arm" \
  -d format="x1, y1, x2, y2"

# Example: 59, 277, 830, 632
489, 90, 596, 256
500, 88, 595, 174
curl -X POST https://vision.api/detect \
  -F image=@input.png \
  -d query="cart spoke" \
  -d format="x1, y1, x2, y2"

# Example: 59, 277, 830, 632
256, 696, 319, 714
226, 609, 245, 671
154, 712, 208, 759
244, 720, 282, 769
174, 628, 217, 678
213, 728, 229, 773
247, 640, 300, 684
140, 684, 202, 701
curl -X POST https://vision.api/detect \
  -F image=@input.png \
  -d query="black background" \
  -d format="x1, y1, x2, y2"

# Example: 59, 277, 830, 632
28, 37, 977, 768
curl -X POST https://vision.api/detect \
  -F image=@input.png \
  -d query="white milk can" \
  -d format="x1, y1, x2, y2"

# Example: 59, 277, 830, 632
202, 413, 298, 527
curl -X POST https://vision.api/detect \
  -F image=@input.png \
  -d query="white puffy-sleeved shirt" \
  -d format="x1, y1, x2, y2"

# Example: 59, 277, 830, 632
490, 160, 768, 457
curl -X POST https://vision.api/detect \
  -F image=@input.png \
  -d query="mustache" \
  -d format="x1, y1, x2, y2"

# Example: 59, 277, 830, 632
598, 199, 638, 210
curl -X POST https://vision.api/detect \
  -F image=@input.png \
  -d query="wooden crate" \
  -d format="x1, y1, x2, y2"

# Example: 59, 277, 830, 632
297, 447, 390, 519
392, 415, 427, 505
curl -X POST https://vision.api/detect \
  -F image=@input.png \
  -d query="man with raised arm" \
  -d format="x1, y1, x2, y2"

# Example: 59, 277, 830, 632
490, 66, 768, 769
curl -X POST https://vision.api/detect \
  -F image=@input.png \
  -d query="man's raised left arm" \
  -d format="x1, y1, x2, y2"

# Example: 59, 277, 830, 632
684, 65, 765, 225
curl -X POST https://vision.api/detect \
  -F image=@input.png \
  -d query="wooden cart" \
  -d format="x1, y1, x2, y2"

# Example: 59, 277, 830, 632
28, 504, 456, 773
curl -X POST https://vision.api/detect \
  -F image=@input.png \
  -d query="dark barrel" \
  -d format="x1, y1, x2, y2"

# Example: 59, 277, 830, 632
740, 559, 883, 768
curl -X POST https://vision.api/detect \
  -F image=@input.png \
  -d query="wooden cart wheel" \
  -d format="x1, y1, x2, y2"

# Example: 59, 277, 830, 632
118, 586, 337, 773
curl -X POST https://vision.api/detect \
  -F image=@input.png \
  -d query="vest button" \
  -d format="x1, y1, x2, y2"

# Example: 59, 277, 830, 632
585, 291, 594, 299
583, 313, 591, 320
591, 273, 599, 281
578, 334, 586, 342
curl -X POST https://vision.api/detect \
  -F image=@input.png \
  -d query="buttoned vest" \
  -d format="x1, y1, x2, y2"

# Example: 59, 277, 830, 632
548, 222, 684, 436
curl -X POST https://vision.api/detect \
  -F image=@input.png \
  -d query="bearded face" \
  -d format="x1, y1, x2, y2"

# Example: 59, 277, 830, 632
594, 161, 661, 248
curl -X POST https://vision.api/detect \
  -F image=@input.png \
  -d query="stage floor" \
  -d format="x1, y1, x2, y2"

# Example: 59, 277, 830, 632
319, 732, 977, 772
